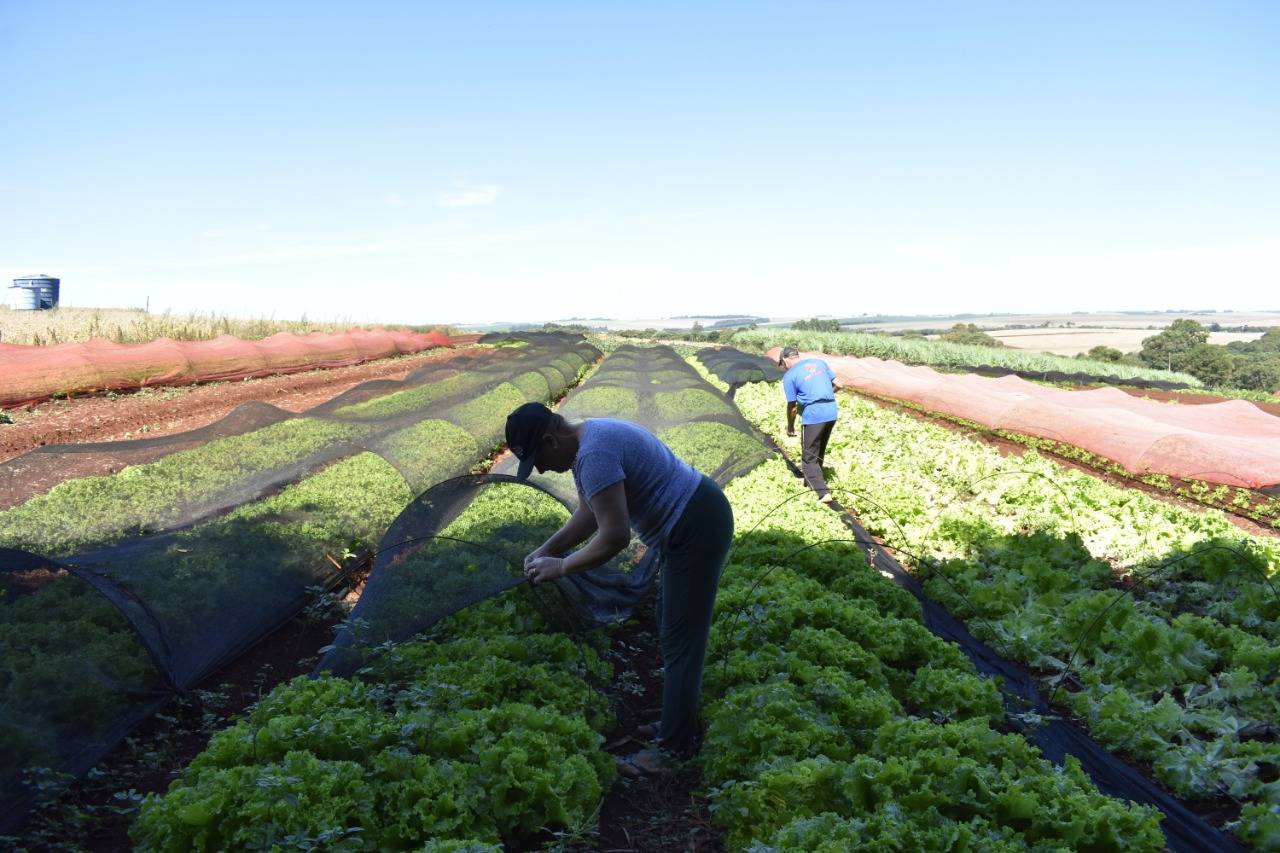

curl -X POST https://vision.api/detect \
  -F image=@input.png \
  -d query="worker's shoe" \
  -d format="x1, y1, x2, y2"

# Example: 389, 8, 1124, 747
616, 748, 674, 778
817, 493, 835, 505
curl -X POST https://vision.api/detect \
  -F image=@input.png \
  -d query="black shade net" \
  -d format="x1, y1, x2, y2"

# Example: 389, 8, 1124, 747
0, 333, 598, 833
695, 346, 783, 395
315, 344, 774, 675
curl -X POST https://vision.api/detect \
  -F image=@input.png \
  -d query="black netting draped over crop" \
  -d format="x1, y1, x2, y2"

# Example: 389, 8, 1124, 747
315, 345, 773, 676
0, 333, 598, 832
696, 346, 783, 394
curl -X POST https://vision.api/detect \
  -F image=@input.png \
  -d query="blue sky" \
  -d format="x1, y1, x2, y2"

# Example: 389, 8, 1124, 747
2, 1, 1277, 324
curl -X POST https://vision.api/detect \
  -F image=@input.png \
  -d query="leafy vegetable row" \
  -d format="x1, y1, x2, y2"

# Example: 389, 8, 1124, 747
0, 344, 592, 555
0, 343, 597, 827
733, 380, 1280, 849
703, 458, 1165, 850
130, 485, 615, 851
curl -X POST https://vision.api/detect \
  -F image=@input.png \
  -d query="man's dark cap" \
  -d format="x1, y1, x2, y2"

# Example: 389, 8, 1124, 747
778, 346, 800, 366
506, 402, 552, 480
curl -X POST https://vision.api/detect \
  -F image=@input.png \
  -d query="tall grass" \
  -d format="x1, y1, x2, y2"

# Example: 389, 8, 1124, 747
0, 306, 455, 346
730, 328, 1202, 386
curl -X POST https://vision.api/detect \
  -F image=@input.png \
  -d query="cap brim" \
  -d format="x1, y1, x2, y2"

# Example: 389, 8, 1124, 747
515, 454, 536, 481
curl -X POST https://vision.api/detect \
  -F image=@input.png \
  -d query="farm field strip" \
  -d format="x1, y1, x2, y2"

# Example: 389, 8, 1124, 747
704, 458, 1166, 850
865, 388, 1280, 529
133, 343, 768, 849
129, 485, 617, 851
732, 328, 1201, 386
983, 327, 1264, 357
137, 344, 1172, 850
0, 342, 590, 554
0, 337, 598, 832
733, 380, 1280, 848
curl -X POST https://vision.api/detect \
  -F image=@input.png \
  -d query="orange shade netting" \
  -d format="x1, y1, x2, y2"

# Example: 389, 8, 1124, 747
767, 348, 1280, 490
0, 329, 452, 408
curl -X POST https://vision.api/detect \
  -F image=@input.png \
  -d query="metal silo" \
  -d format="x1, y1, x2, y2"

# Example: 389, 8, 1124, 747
13, 274, 60, 309
8, 283, 42, 310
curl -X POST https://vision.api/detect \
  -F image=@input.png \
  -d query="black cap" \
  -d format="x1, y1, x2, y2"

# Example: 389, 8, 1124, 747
778, 346, 800, 366
506, 402, 553, 481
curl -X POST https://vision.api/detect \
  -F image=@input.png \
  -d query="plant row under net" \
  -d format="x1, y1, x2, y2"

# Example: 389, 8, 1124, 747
0, 333, 598, 833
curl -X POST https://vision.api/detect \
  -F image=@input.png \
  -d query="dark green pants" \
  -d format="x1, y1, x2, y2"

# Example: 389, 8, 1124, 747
656, 474, 734, 755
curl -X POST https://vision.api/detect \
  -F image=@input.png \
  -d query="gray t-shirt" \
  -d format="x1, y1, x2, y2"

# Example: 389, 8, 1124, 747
572, 419, 702, 548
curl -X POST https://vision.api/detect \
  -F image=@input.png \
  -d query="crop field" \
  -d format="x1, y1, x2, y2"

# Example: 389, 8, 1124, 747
2, 334, 1279, 850
732, 328, 1203, 386
733, 377, 1280, 849
0, 306, 452, 346
841, 311, 1280, 334
982, 328, 1264, 356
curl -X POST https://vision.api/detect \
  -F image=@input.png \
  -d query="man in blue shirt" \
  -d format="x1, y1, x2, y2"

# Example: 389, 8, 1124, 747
507, 402, 734, 776
779, 347, 842, 503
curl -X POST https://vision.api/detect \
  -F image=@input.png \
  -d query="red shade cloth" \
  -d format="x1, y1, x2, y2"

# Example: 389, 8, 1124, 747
0, 329, 451, 407
767, 347, 1280, 490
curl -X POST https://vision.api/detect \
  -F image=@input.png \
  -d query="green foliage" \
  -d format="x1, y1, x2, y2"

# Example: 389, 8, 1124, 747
0, 417, 366, 553
704, 455, 1164, 850
1181, 343, 1235, 386
133, 475, 614, 851
733, 379, 1280, 845
939, 323, 1006, 348
1139, 318, 1210, 372
652, 387, 734, 421
1231, 354, 1280, 393
659, 421, 770, 479
2, 343, 597, 825
560, 386, 640, 420
790, 318, 841, 333
371, 419, 478, 494
1082, 345, 1124, 362
732, 328, 1200, 385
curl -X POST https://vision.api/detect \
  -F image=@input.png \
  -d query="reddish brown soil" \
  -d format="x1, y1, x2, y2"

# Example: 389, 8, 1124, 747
853, 390, 1279, 539
597, 594, 721, 853
0, 347, 479, 463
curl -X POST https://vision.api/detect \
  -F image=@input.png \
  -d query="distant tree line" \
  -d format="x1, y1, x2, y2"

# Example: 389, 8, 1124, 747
1079, 319, 1280, 391
790, 318, 842, 332
610, 320, 759, 343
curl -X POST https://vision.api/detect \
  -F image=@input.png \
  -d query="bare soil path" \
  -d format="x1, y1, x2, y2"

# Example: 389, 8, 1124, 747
0, 347, 478, 463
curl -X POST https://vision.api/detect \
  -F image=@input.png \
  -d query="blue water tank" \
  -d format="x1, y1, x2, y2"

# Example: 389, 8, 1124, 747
8, 285, 42, 310
13, 274, 59, 309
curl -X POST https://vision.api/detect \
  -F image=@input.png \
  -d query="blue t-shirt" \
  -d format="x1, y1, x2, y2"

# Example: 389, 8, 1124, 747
782, 358, 838, 425
572, 419, 702, 548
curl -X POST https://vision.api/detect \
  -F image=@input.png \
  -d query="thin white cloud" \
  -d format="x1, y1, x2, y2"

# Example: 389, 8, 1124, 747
436, 184, 502, 208
382, 193, 405, 207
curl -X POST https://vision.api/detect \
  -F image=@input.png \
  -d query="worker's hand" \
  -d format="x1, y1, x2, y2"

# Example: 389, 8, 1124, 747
525, 555, 565, 584
524, 546, 550, 571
